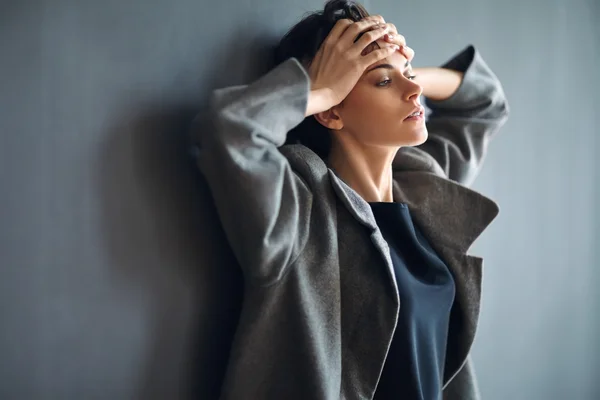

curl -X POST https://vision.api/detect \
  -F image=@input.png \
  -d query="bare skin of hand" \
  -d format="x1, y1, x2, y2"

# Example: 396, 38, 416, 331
305, 15, 400, 117
379, 23, 463, 101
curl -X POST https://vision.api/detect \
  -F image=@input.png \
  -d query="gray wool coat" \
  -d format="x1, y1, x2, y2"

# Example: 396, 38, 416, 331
191, 44, 510, 400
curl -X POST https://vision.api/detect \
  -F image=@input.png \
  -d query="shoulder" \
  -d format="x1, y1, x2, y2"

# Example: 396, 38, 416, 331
393, 146, 448, 178
278, 144, 330, 186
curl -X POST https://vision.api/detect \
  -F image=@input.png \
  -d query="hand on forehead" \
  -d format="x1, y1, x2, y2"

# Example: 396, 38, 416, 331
358, 18, 414, 63
360, 38, 413, 68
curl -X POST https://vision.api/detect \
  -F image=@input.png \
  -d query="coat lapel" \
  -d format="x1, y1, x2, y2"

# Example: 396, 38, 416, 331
392, 171, 499, 387
327, 166, 499, 388
327, 169, 400, 300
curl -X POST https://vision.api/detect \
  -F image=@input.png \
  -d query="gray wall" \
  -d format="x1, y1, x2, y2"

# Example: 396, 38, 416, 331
1, 0, 598, 399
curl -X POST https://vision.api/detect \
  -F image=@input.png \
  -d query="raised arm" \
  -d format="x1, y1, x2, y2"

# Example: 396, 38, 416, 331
190, 57, 314, 287
415, 45, 510, 186
190, 18, 402, 286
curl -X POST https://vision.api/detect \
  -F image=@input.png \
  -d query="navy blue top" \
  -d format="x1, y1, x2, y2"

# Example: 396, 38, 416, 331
369, 201, 456, 400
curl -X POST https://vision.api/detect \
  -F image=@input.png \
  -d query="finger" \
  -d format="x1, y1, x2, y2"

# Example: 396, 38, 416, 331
385, 23, 398, 35
351, 25, 391, 55
366, 14, 386, 25
383, 32, 405, 46
328, 15, 386, 43
340, 17, 386, 45
374, 14, 386, 21
400, 45, 415, 62
326, 18, 355, 43
374, 33, 404, 57
360, 44, 399, 68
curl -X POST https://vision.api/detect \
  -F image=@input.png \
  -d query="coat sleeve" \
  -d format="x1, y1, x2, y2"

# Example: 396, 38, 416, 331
416, 45, 510, 186
190, 57, 313, 287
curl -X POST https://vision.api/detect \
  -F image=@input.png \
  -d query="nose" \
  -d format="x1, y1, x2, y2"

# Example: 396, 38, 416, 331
405, 79, 423, 102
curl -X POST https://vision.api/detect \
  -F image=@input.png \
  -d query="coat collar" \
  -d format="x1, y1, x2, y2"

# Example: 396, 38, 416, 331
326, 167, 499, 255
326, 164, 499, 388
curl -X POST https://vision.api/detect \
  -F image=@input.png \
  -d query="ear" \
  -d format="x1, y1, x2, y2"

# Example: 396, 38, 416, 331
312, 106, 344, 130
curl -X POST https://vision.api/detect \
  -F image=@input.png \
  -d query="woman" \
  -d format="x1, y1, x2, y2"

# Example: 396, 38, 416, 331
191, 0, 509, 399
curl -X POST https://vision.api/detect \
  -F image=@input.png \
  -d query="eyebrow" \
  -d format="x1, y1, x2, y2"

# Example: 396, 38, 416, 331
366, 59, 411, 74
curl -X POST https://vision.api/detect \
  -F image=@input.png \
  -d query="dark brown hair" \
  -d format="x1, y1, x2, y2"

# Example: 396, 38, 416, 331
273, 0, 372, 159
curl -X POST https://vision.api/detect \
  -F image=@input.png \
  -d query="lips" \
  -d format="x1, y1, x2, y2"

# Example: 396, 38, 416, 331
404, 106, 424, 120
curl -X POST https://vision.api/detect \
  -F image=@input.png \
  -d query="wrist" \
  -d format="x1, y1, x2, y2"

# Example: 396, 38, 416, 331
412, 67, 438, 97
305, 87, 334, 117
414, 67, 463, 101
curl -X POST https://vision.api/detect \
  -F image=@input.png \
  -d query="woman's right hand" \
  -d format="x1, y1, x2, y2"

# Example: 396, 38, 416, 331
305, 16, 399, 116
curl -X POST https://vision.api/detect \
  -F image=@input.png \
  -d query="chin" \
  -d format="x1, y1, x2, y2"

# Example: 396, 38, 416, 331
416, 129, 429, 145
405, 127, 428, 147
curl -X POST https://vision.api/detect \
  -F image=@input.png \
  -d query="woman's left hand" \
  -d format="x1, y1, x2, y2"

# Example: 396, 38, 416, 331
376, 23, 415, 62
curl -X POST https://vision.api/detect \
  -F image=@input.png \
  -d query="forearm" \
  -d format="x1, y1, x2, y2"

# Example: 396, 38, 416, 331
305, 88, 333, 117
413, 67, 464, 102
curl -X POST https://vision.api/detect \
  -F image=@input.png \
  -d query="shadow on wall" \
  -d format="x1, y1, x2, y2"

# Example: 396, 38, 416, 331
97, 101, 243, 398
95, 38, 281, 399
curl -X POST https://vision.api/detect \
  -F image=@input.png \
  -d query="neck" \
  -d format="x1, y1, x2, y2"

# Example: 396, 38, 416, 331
326, 136, 399, 203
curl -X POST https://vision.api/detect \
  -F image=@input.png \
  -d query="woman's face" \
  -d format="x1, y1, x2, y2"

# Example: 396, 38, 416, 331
327, 42, 428, 148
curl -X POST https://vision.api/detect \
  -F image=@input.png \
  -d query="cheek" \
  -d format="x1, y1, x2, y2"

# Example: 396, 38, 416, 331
345, 87, 394, 116
341, 87, 426, 145
344, 89, 403, 127
341, 100, 379, 132
341, 102, 407, 144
